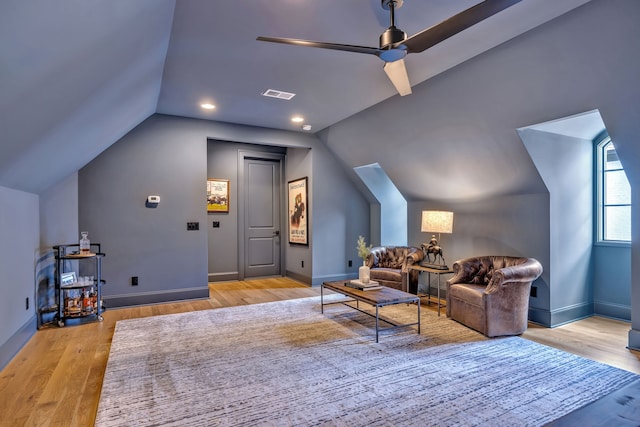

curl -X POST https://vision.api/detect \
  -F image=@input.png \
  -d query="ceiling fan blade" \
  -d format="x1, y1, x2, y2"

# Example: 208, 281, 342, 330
257, 36, 380, 56
401, 0, 522, 53
383, 59, 412, 96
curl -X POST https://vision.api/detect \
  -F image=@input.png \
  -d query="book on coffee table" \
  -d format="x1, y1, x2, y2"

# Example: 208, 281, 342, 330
346, 279, 382, 291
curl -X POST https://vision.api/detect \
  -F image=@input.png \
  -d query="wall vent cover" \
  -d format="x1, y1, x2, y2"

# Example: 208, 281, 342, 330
262, 89, 296, 100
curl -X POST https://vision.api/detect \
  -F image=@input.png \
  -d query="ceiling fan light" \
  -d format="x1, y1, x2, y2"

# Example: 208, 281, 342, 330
383, 59, 412, 96
379, 48, 406, 62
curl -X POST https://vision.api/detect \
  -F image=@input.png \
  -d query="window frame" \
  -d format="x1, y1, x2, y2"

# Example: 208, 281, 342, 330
595, 134, 631, 245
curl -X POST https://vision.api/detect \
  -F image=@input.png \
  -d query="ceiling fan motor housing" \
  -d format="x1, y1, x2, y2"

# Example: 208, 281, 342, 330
380, 26, 406, 49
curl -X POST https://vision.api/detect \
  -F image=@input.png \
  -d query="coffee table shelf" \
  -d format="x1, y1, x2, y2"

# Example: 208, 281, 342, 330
321, 281, 420, 342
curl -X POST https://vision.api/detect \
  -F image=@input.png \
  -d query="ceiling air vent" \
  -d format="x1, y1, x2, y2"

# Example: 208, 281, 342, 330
262, 89, 296, 100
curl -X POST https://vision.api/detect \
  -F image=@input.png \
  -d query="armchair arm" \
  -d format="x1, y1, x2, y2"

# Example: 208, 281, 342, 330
402, 247, 424, 294
401, 248, 425, 272
365, 253, 375, 268
365, 247, 385, 268
485, 258, 543, 294
447, 257, 482, 285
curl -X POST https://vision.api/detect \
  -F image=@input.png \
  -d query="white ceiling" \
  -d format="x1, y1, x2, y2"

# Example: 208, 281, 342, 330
0, 0, 594, 193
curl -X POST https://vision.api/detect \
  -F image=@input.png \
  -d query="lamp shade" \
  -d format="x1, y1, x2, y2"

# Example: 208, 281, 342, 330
421, 210, 454, 234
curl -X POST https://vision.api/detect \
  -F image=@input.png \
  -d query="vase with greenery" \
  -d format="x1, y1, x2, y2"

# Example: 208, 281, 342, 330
356, 235, 372, 283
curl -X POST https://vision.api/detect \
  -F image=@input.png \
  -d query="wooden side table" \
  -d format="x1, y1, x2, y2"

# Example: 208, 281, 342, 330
407, 265, 454, 316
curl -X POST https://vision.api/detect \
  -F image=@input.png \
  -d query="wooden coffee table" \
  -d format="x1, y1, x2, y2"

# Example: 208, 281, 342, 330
321, 281, 420, 342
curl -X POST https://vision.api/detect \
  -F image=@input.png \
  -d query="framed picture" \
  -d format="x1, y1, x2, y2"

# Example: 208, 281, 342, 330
60, 272, 77, 287
288, 177, 308, 245
207, 178, 230, 213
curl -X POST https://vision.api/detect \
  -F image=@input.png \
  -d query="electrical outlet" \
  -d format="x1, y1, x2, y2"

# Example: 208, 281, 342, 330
348, 260, 352, 267
212, 221, 220, 228
132, 276, 139, 286
187, 222, 199, 230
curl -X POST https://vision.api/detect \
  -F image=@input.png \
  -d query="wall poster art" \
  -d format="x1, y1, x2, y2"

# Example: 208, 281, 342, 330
287, 177, 308, 245
207, 178, 229, 212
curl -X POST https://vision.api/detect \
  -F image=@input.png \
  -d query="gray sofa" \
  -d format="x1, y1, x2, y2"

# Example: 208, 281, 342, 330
365, 246, 425, 293
446, 255, 543, 337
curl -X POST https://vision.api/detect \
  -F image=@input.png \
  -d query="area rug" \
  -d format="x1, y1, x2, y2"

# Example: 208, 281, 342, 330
95, 296, 638, 426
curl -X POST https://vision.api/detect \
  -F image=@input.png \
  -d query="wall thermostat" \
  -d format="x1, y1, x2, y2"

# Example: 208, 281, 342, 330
147, 195, 161, 204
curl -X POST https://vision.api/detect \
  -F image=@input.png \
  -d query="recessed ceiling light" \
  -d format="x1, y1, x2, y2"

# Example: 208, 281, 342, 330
291, 116, 304, 123
201, 103, 216, 110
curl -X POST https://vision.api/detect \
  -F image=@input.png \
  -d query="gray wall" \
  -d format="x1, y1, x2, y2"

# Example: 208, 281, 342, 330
594, 245, 631, 320
354, 164, 407, 247
37, 172, 82, 326
39, 172, 79, 249
309, 141, 371, 285
78, 114, 370, 305
408, 194, 550, 305
286, 147, 314, 282
521, 129, 594, 325
317, 0, 640, 328
79, 114, 209, 306
0, 185, 39, 369
206, 140, 287, 282
1, 170, 89, 370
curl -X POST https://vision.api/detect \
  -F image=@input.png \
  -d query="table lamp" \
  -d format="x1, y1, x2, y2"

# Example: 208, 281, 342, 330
421, 210, 454, 269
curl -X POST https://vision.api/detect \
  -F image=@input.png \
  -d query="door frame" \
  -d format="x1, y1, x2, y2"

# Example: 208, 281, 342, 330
237, 149, 286, 280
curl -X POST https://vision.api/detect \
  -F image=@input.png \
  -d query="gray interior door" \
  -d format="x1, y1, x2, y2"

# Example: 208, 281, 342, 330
244, 158, 281, 278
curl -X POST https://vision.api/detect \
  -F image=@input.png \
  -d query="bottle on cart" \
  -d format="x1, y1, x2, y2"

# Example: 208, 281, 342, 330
83, 288, 93, 314
80, 231, 90, 254
90, 287, 98, 312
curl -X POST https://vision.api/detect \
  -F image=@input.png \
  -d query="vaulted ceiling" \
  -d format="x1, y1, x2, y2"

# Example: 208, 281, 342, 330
1, 0, 593, 194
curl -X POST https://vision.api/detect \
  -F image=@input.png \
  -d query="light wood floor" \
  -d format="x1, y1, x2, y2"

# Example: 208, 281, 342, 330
0, 277, 639, 426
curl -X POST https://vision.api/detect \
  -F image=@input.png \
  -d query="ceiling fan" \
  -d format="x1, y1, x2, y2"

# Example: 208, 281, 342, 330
257, 0, 522, 96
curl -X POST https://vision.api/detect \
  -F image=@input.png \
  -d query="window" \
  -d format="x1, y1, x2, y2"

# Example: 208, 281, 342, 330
597, 136, 631, 242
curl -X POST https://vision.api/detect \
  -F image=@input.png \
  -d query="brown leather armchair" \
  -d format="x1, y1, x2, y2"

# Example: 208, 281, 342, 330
446, 256, 543, 337
365, 246, 425, 293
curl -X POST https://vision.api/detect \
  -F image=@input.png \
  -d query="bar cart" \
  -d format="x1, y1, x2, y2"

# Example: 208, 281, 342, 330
53, 243, 105, 327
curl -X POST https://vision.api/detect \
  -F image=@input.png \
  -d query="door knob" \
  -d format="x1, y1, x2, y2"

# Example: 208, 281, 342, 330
273, 230, 280, 236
